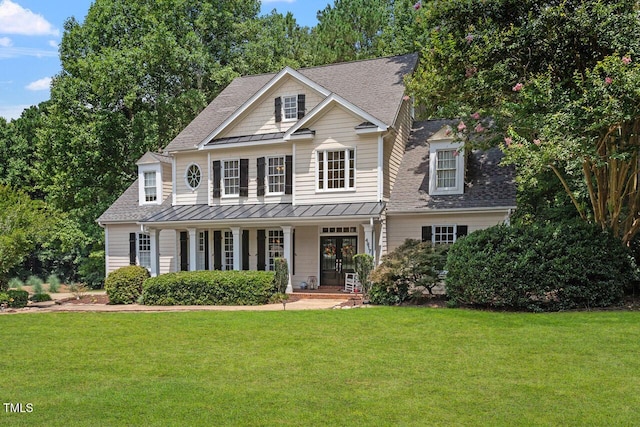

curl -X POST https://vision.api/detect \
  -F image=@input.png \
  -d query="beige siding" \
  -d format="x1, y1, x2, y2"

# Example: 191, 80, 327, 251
384, 99, 411, 200
295, 104, 379, 204
106, 224, 139, 274
291, 226, 319, 289
158, 229, 176, 274
174, 152, 209, 205
161, 162, 172, 202
222, 77, 325, 138
386, 211, 510, 252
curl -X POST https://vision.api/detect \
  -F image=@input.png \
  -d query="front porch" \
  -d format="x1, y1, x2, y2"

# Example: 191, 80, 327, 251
137, 202, 385, 293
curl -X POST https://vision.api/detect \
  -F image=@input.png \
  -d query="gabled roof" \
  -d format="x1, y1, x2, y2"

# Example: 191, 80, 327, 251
136, 152, 172, 165
164, 53, 418, 152
387, 120, 517, 213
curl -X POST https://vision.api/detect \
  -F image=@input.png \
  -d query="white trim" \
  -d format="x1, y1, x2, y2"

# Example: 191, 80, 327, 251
198, 67, 330, 149
265, 155, 286, 195
284, 93, 387, 140
282, 94, 298, 122
138, 164, 162, 206
355, 126, 384, 135
429, 141, 464, 196
202, 137, 287, 151
377, 134, 384, 201
386, 206, 517, 215
104, 226, 110, 275
172, 157, 177, 206
207, 152, 212, 206
429, 224, 458, 245
184, 162, 202, 191
221, 158, 241, 198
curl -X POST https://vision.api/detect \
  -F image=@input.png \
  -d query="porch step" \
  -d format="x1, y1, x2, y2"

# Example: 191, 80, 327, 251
292, 286, 359, 300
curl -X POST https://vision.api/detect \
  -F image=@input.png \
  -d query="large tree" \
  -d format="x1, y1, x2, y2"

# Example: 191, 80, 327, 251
37, 0, 261, 241
408, 0, 640, 244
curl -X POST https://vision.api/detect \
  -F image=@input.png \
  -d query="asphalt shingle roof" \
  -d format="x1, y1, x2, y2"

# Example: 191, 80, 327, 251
164, 53, 418, 152
96, 178, 172, 224
387, 120, 517, 212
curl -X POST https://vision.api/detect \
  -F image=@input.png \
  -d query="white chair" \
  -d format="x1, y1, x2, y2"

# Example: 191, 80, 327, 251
344, 273, 361, 293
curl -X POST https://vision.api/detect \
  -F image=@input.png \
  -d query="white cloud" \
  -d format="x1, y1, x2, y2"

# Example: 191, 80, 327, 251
48, 39, 58, 48
0, 45, 57, 58
0, 0, 59, 36
0, 36, 11, 46
0, 103, 31, 120
25, 76, 51, 91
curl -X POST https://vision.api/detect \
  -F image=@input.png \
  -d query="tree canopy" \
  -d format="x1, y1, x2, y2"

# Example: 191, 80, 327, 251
407, 0, 640, 244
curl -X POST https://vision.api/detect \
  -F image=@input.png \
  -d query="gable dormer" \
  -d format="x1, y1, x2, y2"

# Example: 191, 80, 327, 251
428, 126, 465, 196
275, 93, 306, 123
136, 152, 172, 206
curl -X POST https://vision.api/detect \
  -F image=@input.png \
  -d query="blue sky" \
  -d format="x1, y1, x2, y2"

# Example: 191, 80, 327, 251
0, 0, 327, 121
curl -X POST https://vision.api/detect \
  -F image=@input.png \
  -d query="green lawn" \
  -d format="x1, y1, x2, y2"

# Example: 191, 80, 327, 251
1, 308, 639, 426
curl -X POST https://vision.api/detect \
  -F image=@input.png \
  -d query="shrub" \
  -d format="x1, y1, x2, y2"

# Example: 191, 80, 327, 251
7, 289, 29, 308
273, 258, 289, 294
142, 270, 277, 306
26, 275, 44, 294
370, 240, 448, 305
8, 277, 24, 290
78, 250, 105, 289
47, 274, 61, 293
353, 253, 374, 300
445, 221, 634, 311
104, 266, 150, 304
30, 293, 52, 302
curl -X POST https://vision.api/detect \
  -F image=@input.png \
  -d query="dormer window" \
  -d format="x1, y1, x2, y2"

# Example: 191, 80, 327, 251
428, 128, 464, 196
143, 171, 157, 202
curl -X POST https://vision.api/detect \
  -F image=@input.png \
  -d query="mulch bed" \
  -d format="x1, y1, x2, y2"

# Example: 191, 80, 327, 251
60, 294, 110, 305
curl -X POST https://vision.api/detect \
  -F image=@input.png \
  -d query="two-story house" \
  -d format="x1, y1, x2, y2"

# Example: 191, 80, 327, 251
97, 53, 516, 292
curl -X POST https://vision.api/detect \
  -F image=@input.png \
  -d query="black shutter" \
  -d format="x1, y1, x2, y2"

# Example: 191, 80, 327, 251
129, 233, 137, 265
275, 97, 282, 122
179, 232, 188, 271
213, 231, 222, 270
240, 158, 249, 197
257, 229, 266, 271
257, 157, 265, 196
456, 225, 468, 239
285, 155, 293, 195
212, 160, 221, 198
242, 230, 250, 270
422, 226, 433, 243
292, 230, 295, 276
204, 231, 210, 270
297, 94, 305, 119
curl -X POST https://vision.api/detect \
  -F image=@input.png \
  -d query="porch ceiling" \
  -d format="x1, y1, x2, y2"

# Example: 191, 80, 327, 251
139, 202, 385, 225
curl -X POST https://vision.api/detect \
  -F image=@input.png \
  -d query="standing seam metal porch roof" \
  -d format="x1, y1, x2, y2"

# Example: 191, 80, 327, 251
140, 202, 385, 224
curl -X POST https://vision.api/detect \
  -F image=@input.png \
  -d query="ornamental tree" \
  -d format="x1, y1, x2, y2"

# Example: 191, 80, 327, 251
408, 0, 640, 244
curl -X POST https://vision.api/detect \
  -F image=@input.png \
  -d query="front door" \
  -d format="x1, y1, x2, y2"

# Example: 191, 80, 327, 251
320, 236, 357, 286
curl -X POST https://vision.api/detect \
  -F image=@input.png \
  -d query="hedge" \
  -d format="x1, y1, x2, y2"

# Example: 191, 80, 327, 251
445, 221, 635, 311
105, 265, 150, 304
142, 270, 277, 306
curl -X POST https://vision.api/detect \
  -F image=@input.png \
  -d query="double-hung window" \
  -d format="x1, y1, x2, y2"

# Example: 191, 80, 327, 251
267, 156, 286, 194
138, 233, 151, 269
422, 225, 467, 245
268, 230, 284, 271
223, 160, 240, 196
436, 150, 457, 189
143, 171, 157, 202
317, 148, 355, 191
283, 95, 297, 120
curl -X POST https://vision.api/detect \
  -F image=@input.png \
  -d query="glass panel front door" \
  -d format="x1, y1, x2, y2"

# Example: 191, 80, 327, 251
320, 236, 357, 286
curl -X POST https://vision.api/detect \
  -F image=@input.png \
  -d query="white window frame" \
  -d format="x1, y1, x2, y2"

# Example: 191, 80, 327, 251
138, 164, 162, 206
282, 94, 298, 121
429, 141, 464, 195
316, 148, 356, 192
138, 233, 151, 270
267, 156, 286, 195
267, 229, 284, 271
222, 159, 240, 197
223, 231, 234, 270
185, 163, 202, 191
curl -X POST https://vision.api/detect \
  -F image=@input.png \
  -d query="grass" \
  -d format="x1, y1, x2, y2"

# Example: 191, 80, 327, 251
1, 308, 639, 426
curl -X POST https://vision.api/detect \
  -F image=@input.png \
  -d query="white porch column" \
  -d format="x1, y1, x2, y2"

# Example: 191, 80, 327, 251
150, 229, 160, 277
188, 228, 197, 271
362, 223, 375, 258
281, 225, 293, 293
231, 227, 241, 271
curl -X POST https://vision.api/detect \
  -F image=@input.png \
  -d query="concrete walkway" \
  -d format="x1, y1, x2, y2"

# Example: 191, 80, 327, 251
2, 291, 350, 314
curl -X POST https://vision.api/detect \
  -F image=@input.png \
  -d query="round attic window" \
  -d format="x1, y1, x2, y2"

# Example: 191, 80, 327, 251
186, 163, 201, 190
